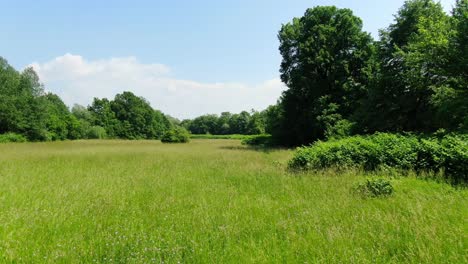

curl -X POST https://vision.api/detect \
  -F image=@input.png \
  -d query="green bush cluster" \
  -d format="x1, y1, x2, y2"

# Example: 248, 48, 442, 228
0, 133, 27, 143
354, 178, 394, 198
242, 134, 273, 146
161, 127, 190, 143
289, 133, 468, 183
87, 126, 107, 139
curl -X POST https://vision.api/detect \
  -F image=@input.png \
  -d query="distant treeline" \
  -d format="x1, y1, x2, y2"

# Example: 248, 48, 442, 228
0, 59, 173, 141
178, 111, 267, 135
0, 56, 265, 141
1, 0, 466, 145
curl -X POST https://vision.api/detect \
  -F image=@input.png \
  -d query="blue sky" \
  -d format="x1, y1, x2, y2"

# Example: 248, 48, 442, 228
1, 0, 456, 118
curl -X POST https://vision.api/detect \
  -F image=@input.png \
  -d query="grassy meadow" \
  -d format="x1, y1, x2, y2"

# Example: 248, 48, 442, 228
0, 139, 466, 263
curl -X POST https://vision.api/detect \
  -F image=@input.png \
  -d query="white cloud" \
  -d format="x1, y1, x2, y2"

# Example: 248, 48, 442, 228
29, 54, 286, 119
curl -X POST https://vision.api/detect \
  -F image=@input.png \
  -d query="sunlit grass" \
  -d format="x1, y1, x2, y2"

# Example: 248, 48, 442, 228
0, 140, 466, 263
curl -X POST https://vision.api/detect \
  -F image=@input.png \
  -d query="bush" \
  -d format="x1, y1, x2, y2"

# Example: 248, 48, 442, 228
87, 126, 107, 139
325, 119, 355, 140
242, 134, 273, 146
289, 133, 468, 183
161, 127, 190, 143
354, 178, 394, 198
0, 133, 27, 143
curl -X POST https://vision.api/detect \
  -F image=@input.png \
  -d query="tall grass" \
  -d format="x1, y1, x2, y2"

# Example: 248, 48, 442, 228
0, 140, 465, 263
189, 134, 251, 140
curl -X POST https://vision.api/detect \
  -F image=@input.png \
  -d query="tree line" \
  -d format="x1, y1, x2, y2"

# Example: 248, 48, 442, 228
178, 111, 266, 135
1, 0, 466, 145
162, 0, 467, 146
0, 56, 268, 141
0, 60, 173, 141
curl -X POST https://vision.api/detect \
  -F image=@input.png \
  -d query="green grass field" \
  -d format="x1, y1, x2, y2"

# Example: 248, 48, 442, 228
0, 140, 466, 263
189, 134, 251, 140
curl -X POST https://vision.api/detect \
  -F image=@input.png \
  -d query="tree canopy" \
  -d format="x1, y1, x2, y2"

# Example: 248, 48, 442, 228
0, 58, 173, 141
275, 6, 375, 146
269, 1, 467, 146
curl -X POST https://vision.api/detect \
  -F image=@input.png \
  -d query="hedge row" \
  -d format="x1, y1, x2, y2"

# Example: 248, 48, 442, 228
289, 133, 467, 183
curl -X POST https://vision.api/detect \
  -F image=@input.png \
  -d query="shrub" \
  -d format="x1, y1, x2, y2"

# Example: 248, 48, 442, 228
325, 119, 355, 140
437, 134, 468, 183
354, 178, 394, 198
161, 127, 190, 143
242, 134, 273, 146
87, 126, 107, 139
289, 133, 468, 183
0, 133, 27, 143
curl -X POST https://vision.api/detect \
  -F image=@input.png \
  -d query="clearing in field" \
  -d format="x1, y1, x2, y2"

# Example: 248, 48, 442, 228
0, 140, 466, 263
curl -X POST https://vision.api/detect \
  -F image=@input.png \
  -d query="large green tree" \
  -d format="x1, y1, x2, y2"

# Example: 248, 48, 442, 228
0, 57, 22, 134
88, 98, 119, 138
362, 0, 452, 132
0, 61, 49, 141
42, 93, 74, 140
431, 0, 468, 131
450, 0, 468, 81
276, 6, 375, 146
110, 91, 170, 139
187, 114, 218, 134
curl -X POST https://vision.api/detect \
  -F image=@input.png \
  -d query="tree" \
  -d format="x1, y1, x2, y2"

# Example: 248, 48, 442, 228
154, 110, 172, 139
217, 112, 232, 134
188, 114, 218, 134
72, 104, 93, 123
0, 56, 175, 141
15, 67, 48, 140
110, 91, 169, 139
362, 0, 451, 133
0, 57, 22, 134
70, 104, 93, 139
42, 93, 72, 140
431, 0, 468, 131
449, 0, 468, 82
88, 98, 119, 138
263, 103, 283, 136
165, 115, 181, 127
229, 111, 251, 134
276, 6, 375, 146
246, 110, 265, 134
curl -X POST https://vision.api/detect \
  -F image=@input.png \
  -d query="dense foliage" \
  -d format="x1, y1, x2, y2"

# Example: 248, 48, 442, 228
0, 133, 27, 143
0, 61, 50, 141
161, 127, 190, 143
0, 58, 172, 141
276, 6, 375, 146
181, 110, 266, 135
289, 133, 468, 183
270, 0, 467, 146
